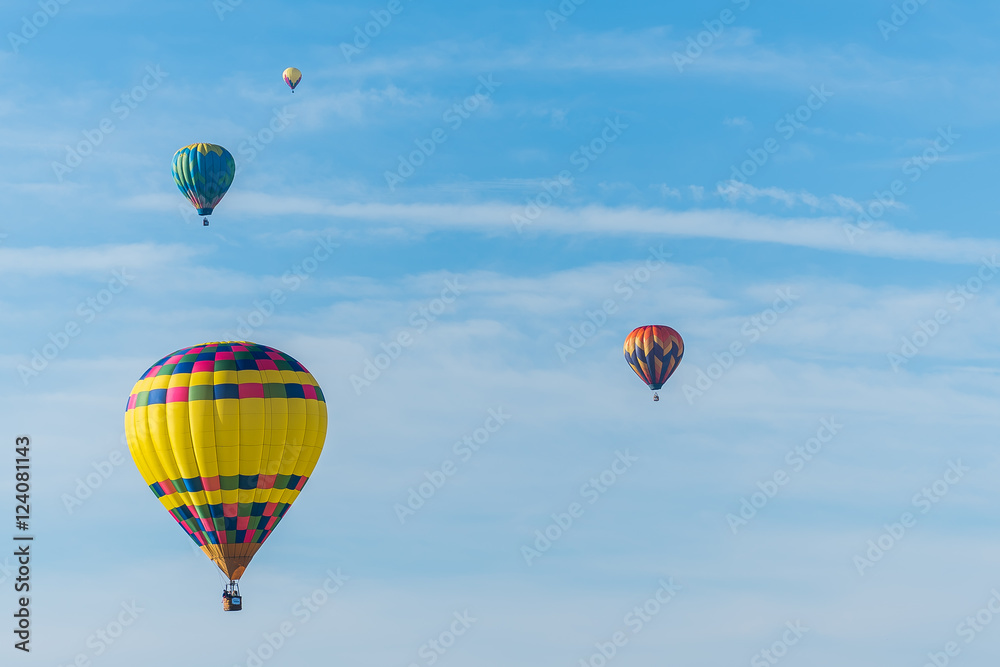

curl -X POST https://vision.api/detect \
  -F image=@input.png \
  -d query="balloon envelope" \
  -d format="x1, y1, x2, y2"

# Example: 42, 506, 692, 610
283, 67, 301, 91
624, 325, 684, 391
171, 143, 235, 216
124, 341, 328, 581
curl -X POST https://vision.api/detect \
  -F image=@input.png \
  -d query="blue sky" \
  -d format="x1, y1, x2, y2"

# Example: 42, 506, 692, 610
3, 0, 1000, 665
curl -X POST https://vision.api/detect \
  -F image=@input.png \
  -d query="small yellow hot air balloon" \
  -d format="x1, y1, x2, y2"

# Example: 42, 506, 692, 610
124, 341, 327, 611
283, 67, 302, 92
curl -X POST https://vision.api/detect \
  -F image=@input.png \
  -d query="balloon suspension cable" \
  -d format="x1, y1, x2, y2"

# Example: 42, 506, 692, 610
652, 392, 659, 402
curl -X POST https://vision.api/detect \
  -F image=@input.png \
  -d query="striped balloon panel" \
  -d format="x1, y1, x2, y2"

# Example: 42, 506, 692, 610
623, 325, 684, 390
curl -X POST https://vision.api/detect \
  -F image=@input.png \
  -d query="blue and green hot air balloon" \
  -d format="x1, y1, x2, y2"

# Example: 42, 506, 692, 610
172, 143, 236, 226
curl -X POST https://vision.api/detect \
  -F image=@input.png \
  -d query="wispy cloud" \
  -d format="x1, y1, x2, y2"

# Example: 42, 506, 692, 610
121, 192, 1000, 266
309, 28, 1000, 116
0, 243, 201, 276
716, 180, 895, 215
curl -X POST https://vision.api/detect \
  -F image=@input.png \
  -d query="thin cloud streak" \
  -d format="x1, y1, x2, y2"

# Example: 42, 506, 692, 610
0, 243, 202, 276
121, 192, 1000, 266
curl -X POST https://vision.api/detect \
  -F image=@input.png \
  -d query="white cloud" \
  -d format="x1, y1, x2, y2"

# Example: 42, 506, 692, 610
307, 28, 1000, 118
6, 248, 1000, 666
0, 243, 201, 276
653, 184, 682, 198
716, 180, 885, 214
121, 191, 1000, 266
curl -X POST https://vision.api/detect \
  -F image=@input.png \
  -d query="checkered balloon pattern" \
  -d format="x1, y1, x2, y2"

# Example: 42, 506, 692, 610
124, 342, 327, 577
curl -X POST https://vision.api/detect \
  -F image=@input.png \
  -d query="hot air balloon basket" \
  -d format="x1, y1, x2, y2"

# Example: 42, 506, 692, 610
223, 581, 243, 611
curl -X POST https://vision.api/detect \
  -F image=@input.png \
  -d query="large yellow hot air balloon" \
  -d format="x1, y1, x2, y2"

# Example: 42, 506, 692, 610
124, 341, 327, 611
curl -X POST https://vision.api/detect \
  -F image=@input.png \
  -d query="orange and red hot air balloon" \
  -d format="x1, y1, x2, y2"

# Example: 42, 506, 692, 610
623, 325, 684, 402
